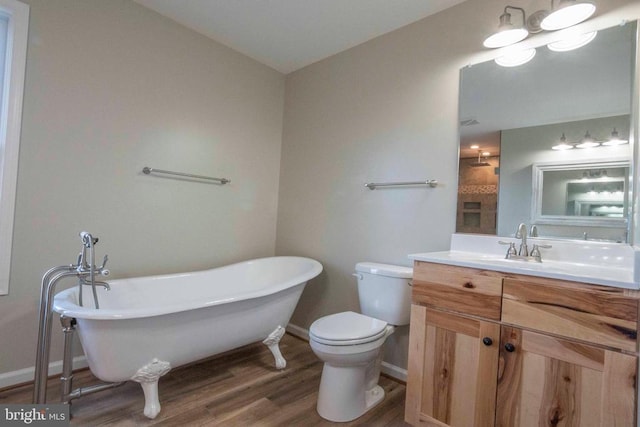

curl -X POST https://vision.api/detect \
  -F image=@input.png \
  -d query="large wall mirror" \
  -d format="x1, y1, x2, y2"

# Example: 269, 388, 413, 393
457, 21, 637, 243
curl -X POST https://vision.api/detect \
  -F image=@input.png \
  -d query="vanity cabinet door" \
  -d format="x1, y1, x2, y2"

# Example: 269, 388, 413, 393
406, 305, 500, 427
497, 326, 637, 427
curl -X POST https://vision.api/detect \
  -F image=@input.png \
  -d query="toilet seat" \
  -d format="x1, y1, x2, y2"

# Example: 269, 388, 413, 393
310, 311, 388, 346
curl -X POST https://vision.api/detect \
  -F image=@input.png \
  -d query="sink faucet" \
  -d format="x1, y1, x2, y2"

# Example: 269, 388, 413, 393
515, 223, 529, 256
499, 224, 552, 262
530, 243, 552, 262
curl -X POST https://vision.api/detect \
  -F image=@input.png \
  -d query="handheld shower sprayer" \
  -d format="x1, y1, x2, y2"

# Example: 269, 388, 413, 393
76, 231, 109, 308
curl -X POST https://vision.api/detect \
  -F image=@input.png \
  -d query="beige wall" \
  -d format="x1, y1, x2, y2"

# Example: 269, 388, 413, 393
0, 0, 284, 379
278, 0, 640, 370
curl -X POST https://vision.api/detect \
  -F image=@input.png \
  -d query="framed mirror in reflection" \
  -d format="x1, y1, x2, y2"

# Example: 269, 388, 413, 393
457, 21, 637, 242
531, 159, 629, 242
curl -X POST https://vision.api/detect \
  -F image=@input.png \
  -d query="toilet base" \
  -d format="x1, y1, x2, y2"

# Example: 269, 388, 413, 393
365, 385, 385, 411
316, 363, 385, 422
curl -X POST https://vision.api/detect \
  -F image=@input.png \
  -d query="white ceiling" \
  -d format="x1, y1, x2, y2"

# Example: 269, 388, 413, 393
133, 0, 467, 73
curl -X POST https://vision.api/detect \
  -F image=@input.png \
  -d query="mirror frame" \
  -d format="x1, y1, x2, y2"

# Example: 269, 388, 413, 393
531, 158, 630, 229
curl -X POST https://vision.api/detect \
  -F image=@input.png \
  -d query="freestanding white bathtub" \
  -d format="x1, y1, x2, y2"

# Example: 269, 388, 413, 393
53, 256, 322, 419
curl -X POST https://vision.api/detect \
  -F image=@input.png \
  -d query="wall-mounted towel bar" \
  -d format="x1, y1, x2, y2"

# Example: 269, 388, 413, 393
142, 167, 230, 184
365, 180, 438, 190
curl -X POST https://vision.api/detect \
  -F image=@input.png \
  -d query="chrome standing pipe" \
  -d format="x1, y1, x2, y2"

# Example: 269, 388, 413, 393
33, 266, 76, 404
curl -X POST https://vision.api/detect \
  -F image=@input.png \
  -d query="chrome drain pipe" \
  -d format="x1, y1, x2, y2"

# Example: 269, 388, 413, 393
59, 315, 125, 404
59, 315, 76, 403
64, 382, 127, 403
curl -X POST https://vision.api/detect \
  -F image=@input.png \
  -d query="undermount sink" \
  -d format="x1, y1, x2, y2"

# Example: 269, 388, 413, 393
409, 233, 638, 289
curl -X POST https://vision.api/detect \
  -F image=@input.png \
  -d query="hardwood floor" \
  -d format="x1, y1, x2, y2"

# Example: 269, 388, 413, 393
1, 334, 410, 426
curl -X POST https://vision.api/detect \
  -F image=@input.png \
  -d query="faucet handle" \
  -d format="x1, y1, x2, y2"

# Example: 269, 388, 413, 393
498, 241, 517, 258
530, 244, 552, 253
98, 254, 108, 269
530, 244, 552, 262
533, 244, 552, 249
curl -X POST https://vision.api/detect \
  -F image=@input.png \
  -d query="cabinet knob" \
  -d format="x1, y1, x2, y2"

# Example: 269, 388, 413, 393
482, 337, 493, 346
504, 343, 516, 352
463, 282, 475, 289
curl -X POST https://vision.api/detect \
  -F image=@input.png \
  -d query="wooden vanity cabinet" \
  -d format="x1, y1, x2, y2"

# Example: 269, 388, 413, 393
405, 261, 639, 427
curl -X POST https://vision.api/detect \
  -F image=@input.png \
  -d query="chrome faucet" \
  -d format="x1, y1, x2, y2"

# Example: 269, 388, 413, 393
499, 224, 551, 262
515, 223, 529, 256
499, 241, 517, 259
76, 232, 109, 308
530, 243, 552, 262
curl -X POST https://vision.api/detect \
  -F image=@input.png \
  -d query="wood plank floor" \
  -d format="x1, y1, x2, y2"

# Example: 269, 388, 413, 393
1, 334, 410, 426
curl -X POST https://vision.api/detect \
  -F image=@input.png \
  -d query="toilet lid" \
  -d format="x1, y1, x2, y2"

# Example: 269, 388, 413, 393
309, 311, 388, 345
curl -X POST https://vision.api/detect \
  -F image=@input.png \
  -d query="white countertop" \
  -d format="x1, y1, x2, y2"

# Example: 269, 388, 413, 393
409, 234, 639, 290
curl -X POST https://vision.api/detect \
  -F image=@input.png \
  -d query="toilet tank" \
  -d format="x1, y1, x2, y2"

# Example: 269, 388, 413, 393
355, 262, 413, 326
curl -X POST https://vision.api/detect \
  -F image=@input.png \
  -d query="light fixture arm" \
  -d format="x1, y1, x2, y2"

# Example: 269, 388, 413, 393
503, 6, 526, 27
549, 0, 570, 10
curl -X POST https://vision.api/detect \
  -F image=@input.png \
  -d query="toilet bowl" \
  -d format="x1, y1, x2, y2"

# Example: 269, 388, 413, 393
310, 311, 395, 422
309, 262, 412, 422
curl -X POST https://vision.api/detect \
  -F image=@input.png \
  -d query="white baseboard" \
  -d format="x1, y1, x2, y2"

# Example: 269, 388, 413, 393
286, 322, 407, 382
381, 361, 407, 382
0, 356, 88, 390
286, 323, 310, 341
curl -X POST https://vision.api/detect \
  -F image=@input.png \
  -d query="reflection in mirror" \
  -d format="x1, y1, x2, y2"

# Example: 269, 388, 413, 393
544, 169, 626, 217
457, 21, 637, 242
531, 159, 629, 242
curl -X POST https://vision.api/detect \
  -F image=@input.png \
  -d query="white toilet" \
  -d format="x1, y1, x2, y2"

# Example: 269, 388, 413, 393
309, 262, 413, 422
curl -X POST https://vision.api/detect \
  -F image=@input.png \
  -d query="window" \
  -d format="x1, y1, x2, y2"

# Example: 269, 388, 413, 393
0, 0, 28, 295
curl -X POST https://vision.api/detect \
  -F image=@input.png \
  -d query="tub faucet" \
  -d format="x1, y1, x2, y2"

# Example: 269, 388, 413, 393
79, 277, 110, 291
76, 232, 110, 309
515, 223, 529, 256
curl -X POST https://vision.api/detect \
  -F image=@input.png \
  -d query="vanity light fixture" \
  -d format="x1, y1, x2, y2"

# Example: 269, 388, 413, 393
470, 144, 480, 149
581, 169, 609, 179
540, 0, 596, 32
495, 47, 537, 67
547, 30, 597, 52
575, 131, 600, 148
483, 1, 597, 55
601, 128, 628, 146
483, 6, 529, 48
552, 129, 628, 150
551, 133, 574, 150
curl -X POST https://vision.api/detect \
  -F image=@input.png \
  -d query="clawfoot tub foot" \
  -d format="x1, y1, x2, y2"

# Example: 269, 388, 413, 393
263, 325, 287, 369
130, 358, 171, 419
